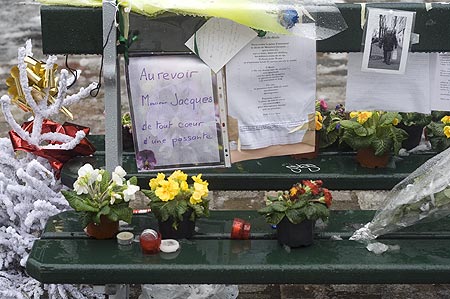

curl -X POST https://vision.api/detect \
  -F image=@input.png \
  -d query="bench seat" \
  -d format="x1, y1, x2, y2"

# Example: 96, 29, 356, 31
61, 135, 437, 191
26, 210, 450, 285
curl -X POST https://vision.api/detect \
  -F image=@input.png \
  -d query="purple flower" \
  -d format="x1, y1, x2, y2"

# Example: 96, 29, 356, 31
335, 123, 341, 130
278, 9, 299, 29
136, 150, 157, 170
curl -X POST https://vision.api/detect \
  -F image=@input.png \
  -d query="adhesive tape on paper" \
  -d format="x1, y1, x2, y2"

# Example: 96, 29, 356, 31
160, 239, 180, 253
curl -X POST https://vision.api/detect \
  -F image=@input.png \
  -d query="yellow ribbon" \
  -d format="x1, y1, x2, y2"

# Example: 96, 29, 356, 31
6, 56, 73, 119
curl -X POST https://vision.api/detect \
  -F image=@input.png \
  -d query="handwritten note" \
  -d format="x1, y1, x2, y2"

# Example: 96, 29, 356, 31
127, 55, 222, 171
185, 18, 257, 73
431, 53, 450, 111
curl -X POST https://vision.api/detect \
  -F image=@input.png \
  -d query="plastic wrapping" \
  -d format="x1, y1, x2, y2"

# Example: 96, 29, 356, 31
39, 0, 347, 40
351, 146, 450, 241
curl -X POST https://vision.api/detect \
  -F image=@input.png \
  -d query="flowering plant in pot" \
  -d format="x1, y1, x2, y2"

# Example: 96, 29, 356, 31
257, 180, 332, 247
339, 111, 408, 168
141, 170, 210, 239
61, 163, 140, 239
426, 114, 450, 152
398, 112, 431, 150
318, 103, 347, 149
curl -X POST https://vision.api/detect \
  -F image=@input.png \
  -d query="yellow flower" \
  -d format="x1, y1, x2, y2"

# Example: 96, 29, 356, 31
180, 180, 189, 191
357, 111, 372, 124
315, 111, 323, 131
441, 115, 450, 124
392, 118, 399, 126
169, 170, 188, 182
149, 173, 165, 190
192, 174, 208, 187
444, 126, 450, 138
190, 182, 208, 204
350, 111, 359, 119
155, 179, 179, 201
289, 187, 297, 197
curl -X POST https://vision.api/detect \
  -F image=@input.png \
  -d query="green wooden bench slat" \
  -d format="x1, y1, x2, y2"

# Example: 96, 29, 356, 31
41, 210, 450, 240
26, 210, 450, 285
41, 3, 450, 54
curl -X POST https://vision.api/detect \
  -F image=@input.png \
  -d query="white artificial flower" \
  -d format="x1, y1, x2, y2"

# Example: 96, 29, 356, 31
114, 166, 127, 178
112, 172, 124, 186
123, 181, 140, 202
73, 179, 89, 195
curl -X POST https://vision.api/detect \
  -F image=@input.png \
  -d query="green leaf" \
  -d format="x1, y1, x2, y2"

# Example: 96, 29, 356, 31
266, 212, 285, 225
271, 202, 288, 212
110, 204, 133, 223
61, 191, 98, 213
285, 208, 305, 224
257, 205, 274, 214
128, 176, 138, 185
100, 170, 110, 193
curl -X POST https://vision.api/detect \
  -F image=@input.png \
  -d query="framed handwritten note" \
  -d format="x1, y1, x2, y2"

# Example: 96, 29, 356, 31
126, 55, 230, 171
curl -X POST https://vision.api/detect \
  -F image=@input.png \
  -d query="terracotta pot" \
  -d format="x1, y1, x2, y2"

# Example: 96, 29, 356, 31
356, 148, 390, 168
276, 217, 314, 248
85, 215, 119, 239
158, 210, 196, 240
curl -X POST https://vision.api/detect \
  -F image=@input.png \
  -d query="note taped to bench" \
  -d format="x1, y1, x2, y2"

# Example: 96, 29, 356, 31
226, 34, 316, 162
126, 55, 230, 171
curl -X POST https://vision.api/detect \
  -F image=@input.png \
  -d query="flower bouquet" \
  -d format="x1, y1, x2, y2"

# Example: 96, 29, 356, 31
141, 170, 210, 239
61, 163, 140, 239
258, 180, 332, 247
340, 111, 408, 168
351, 146, 450, 244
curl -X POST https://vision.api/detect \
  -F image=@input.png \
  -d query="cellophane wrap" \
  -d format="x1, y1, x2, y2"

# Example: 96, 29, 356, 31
351, 146, 450, 241
38, 0, 347, 40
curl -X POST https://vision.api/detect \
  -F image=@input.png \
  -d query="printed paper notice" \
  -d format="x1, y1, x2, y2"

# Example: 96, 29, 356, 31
431, 53, 450, 111
346, 52, 431, 114
226, 34, 316, 150
185, 18, 257, 73
127, 56, 221, 171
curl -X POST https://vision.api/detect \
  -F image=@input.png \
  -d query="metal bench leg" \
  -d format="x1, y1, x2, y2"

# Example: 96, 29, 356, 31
93, 285, 130, 299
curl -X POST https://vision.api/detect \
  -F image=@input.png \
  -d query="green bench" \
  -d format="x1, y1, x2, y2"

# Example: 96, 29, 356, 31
26, 2, 450, 296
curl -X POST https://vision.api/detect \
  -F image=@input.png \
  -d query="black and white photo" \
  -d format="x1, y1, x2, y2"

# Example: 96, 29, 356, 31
362, 8, 415, 74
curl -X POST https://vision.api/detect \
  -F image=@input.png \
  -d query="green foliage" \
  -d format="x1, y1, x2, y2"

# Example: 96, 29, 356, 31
258, 180, 332, 225
426, 121, 450, 152
340, 111, 408, 156
61, 166, 138, 226
399, 112, 431, 127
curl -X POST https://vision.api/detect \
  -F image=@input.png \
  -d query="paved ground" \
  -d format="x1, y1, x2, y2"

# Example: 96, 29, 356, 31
2, 1, 450, 298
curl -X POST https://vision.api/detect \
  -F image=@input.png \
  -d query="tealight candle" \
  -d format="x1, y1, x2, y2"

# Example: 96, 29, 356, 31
140, 229, 161, 254
116, 231, 134, 245
231, 218, 251, 240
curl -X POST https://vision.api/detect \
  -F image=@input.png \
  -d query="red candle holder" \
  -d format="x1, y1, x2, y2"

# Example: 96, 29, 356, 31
231, 218, 251, 240
140, 229, 161, 254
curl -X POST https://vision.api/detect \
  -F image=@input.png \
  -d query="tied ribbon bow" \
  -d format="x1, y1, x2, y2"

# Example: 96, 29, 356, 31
9, 119, 96, 177
5, 56, 73, 119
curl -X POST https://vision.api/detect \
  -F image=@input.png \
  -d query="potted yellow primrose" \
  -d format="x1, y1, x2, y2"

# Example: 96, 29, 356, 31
142, 170, 210, 239
340, 111, 408, 168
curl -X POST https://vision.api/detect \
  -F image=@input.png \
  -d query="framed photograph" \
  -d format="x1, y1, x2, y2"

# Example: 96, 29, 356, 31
361, 8, 415, 74
126, 54, 230, 172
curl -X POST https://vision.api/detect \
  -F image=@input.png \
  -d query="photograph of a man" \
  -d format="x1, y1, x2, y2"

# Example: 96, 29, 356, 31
380, 29, 398, 65
362, 9, 414, 74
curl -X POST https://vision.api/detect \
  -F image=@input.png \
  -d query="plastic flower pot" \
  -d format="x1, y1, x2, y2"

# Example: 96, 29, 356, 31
158, 210, 196, 240
276, 217, 314, 248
